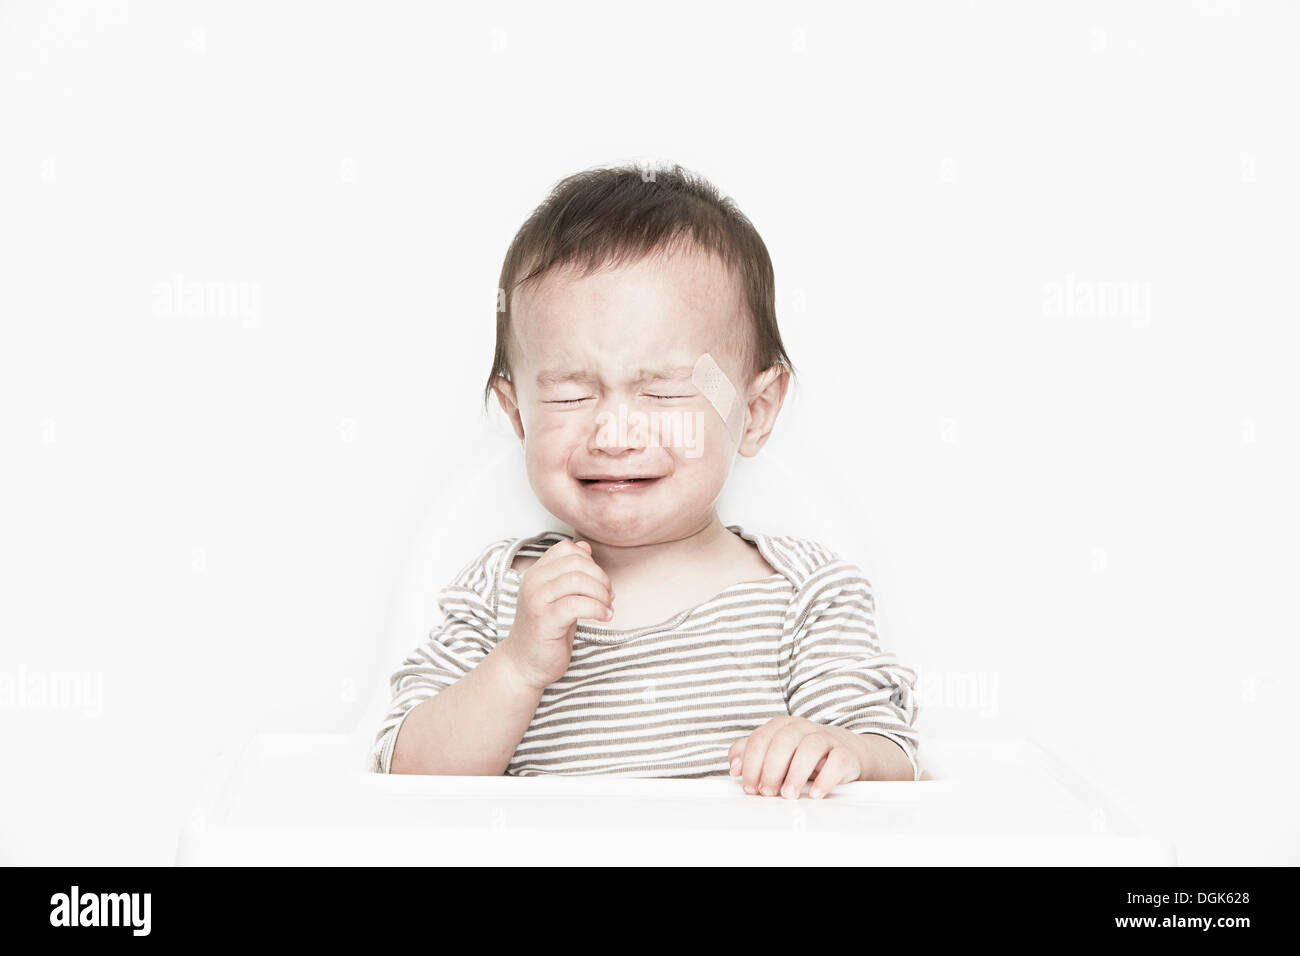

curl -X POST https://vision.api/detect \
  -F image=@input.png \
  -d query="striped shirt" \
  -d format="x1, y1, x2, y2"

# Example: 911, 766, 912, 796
368, 524, 922, 780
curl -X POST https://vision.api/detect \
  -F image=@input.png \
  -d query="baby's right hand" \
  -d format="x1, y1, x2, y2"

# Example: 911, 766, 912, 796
500, 539, 613, 691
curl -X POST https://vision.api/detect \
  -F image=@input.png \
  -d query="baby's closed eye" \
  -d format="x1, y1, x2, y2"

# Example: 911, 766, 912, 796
543, 392, 695, 406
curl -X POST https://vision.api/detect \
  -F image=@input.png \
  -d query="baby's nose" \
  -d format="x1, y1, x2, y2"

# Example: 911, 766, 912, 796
588, 398, 652, 453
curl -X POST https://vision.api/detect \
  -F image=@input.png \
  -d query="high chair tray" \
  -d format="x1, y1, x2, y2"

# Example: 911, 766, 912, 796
176, 733, 1175, 865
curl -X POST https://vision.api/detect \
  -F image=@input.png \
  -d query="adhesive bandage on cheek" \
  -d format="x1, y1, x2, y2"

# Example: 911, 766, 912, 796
691, 352, 746, 445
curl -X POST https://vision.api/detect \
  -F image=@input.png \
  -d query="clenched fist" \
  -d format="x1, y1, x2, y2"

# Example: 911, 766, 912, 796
499, 539, 614, 692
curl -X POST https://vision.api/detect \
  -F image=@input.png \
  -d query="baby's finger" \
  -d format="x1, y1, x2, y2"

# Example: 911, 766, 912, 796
781, 736, 832, 799
808, 746, 859, 799
757, 726, 804, 796
539, 569, 614, 610
549, 593, 614, 626
727, 737, 746, 775
534, 552, 613, 596
740, 728, 776, 794
535, 538, 592, 569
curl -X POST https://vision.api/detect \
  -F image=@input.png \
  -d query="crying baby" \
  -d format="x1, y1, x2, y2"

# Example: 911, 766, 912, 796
369, 161, 923, 798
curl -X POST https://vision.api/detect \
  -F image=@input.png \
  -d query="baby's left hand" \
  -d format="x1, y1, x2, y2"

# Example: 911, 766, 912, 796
728, 716, 863, 799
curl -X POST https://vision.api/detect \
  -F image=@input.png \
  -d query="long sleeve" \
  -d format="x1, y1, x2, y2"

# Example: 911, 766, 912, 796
782, 559, 922, 781
367, 540, 508, 774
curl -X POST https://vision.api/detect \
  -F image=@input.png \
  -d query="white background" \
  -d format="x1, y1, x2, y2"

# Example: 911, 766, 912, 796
1, 0, 1297, 865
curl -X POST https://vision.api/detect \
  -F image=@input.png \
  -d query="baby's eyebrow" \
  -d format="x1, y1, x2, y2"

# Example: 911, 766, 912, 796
636, 365, 697, 384
535, 369, 600, 388
535, 365, 698, 388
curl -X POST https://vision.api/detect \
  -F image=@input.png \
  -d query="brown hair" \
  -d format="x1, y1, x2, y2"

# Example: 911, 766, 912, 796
482, 161, 796, 410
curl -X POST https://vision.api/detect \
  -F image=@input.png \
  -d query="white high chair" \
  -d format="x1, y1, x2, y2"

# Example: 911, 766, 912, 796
176, 428, 1177, 865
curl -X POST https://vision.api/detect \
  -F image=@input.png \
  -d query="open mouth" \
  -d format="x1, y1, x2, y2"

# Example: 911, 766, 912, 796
578, 476, 663, 491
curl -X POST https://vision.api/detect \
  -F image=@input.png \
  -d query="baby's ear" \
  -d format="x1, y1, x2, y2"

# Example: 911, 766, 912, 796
737, 364, 791, 458
492, 376, 526, 441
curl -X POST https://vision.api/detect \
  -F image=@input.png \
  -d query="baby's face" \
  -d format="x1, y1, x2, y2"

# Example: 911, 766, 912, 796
496, 245, 751, 546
